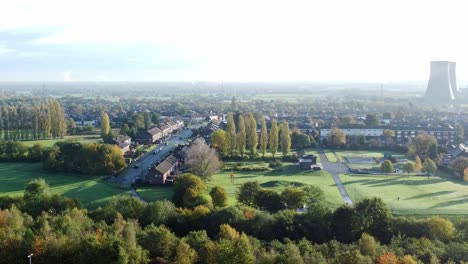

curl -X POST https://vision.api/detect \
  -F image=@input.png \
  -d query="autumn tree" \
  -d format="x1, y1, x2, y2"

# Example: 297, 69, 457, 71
414, 155, 422, 172
407, 134, 437, 158
270, 119, 279, 158
226, 112, 237, 156
185, 138, 221, 181
260, 117, 268, 157
453, 157, 468, 179
329, 127, 346, 147
237, 115, 246, 157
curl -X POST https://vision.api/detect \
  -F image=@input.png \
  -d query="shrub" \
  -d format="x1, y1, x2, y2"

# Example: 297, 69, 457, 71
269, 160, 283, 169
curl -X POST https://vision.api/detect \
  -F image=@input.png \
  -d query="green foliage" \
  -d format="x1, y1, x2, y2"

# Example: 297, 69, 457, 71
100, 111, 111, 139
422, 158, 437, 175
236, 181, 261, 207
407, 134, 438, 159
138, 224, 178, 260
211, 130, 228, 155
270, 119, 279, 158
403, 162, 415, 175
226, 112, 237, 156
291, 131, 312, 150
281, 187, 305, 209
453, 157, 468, 179
260, 117, 269, 157
364, 113, 379, 126
280, 120, 291, 156
173, 173, 207, 208
210, 186, 228, 207
426, 216, 455, 242
380, 160, 394, 174
237, 115, 247, 157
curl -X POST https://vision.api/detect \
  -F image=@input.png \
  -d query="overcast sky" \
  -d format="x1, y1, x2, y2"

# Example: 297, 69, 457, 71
0, 0, 467, 83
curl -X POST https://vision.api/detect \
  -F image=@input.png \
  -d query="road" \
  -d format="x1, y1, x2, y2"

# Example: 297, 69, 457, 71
112, 127, 193, 187
316, 147, 353, 206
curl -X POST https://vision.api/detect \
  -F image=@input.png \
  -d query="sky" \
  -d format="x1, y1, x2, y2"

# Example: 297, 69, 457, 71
0, 0, 467, 83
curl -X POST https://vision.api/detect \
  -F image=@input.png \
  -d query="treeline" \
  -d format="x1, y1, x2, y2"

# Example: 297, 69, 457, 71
210, 112, 311, 159
1, 178, 468, 263
43, 141, 126, 175
0, 141, 45, 161
0, 99, 67, 141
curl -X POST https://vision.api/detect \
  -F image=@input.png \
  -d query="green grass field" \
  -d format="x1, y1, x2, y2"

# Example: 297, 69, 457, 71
207, 162, 344, 207
0, 163, 128, 208
21, 135, 102, 148
341, 173, 468, 215
136, 161, 344, 207
324, 151, 337, 162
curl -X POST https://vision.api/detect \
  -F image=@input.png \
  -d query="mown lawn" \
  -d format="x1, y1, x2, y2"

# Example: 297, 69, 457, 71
0, 162, 128, 208
21, 135, 102, 148
206, 161, 344, 207
136, 186, 174, 202
341, 173, 468, 215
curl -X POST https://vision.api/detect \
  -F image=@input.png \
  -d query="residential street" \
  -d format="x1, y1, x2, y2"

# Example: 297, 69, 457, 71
111, 127, 193, 187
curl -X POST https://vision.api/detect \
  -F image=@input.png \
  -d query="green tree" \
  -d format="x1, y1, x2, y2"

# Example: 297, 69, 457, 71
354, 197, 392, 243
173, 173, 207, 207
380, 160, 394, 175
260, 117, 268, 157
210, 186, 228, 207
100, 111, 111, 139
120, 123, 131, 136
422, 158, 437, 175
270, 119, 279, 158
402, 162, 415, 176
236, 181, 261, 207
138, 225, 178, 260
247, 113, 258, 157
427, 216, 455, 242
364, 114, 379, 126
291, 131, 311, 151
237, 115, 246, 157
173, 241, 198, 264
407, 134, 437, 158
211, 130, 228, 155
255, 189, 284, 213
452, 157, 468, 179
427, 143, 439, 162
358, 233, 377, 258
226, 112, 237, 156
281, 187, 305, 209
280, 120, 291, 156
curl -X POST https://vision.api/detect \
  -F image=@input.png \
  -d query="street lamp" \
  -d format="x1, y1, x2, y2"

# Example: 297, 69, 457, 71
27, 254, 33, 264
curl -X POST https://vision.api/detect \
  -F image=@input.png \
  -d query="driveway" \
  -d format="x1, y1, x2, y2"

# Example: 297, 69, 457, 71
316, 147, 353, 205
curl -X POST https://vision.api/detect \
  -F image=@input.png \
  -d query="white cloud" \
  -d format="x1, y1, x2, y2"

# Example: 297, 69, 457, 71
0, 44, 14, 55
1, 0, 468, 81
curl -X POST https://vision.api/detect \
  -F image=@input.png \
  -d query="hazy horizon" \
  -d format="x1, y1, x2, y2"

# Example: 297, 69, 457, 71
1, 0, 468, 83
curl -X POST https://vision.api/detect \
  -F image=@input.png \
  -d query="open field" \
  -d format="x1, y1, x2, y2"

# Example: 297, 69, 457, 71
207, 161, 343, 207
20, 135, 102, 148
0, 162, 128, 208
324, 151, 337, 162
136, 161, 343, 207
341, 173, 468, 215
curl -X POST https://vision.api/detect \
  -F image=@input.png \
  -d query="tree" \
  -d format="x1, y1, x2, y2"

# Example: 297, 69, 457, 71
255, 189, 284, 213
100, 111, 111, 139
120, 123, 131, 136
210, 186, 227, 207
247, 113, 258, 157
407, 134, 437, 158
422, 158, 437, 175
354, 197, 392, 243
226, 112, 237, 156
291, 131, 311, 151
237, 115, 246, 157
138, 225, 178, 260
280, 120, 291, 156
464, 168, 468, 182
173, 241, 198, 264
383, 129, 395, 137
415, 155, 422, 172
260, 117, 268, 157
339, 115, 356, 125
270, 119, 279, 158
402, 162, 415, 176
453, 157, 468, 179
302, 185, 326, 208
329, 127, 346, 147
173, 173, 207, 207
381, 160, 394, 175
236, 181, 261, 207
281, 188, 305, 209
427, 216, 455, 242
364, 114, 379, 126
358, 233, 377, 258
210, 130, 228, 156
427, 143, 439, 162
185, 138, 221, 181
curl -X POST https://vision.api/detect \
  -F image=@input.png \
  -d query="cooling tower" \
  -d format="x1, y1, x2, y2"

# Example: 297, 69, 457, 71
449, 62, 458, 95
425, 61, 455, 102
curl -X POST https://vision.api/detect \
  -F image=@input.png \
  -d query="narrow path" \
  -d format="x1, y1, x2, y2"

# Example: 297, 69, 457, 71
131, 188, 147, 203
317, 147, 353, 206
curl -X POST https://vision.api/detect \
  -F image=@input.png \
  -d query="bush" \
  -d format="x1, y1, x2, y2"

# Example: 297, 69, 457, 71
269, 160, 283, 169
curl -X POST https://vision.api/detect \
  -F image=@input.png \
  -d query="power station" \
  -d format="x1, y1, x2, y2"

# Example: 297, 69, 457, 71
425, 61, 459, 102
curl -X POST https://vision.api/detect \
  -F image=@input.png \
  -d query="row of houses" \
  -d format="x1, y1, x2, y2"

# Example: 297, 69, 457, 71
145, 145, 190, 184
135, 120, 184, 144
320, 124, 458, 145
